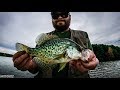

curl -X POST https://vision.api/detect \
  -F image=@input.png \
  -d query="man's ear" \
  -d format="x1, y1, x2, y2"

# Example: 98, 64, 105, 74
69, 14, 71, 18
69, 15, 71, 21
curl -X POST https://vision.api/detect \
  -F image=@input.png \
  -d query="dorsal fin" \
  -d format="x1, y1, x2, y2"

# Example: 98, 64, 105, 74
35, 33, 58, 45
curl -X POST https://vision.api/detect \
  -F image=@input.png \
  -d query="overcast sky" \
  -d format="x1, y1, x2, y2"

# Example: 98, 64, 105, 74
0, 12, 120, 50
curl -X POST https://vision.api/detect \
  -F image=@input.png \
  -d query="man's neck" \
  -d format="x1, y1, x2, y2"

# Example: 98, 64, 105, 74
55, 28, 70, 33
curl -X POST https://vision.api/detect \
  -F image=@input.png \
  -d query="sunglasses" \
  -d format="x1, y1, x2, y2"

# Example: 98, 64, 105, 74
51, 13, 69, 19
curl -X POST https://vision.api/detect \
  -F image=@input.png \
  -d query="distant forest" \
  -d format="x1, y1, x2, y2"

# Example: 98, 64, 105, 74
0, 44, 120, 62
92, 44, 120, 62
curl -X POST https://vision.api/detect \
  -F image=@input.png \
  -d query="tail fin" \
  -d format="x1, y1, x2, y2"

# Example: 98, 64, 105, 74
16, 43, 30, 53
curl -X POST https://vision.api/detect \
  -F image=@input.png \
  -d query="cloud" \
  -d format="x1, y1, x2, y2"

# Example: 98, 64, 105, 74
70, 12, 120, 44
0, 12, 120, 50
0, 46, 17, 55
0, 12, 54, 50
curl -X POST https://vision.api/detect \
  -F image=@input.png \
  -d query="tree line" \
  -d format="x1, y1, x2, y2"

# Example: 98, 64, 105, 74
92, 44, 120, 62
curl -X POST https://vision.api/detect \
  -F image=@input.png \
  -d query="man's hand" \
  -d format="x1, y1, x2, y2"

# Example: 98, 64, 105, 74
12, 51, 38, 74
69, 50, 99, 73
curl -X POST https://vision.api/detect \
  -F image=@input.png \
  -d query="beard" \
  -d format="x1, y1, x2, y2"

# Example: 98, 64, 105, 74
52, 20, 70, 32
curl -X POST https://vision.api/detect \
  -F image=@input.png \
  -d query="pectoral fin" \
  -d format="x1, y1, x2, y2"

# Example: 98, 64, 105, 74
53, 53, 66, 60
58, 62, 67, 72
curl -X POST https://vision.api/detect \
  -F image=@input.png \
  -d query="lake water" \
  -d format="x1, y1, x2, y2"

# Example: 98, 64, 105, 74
0, 56, 120, 78
0, 56, 35, 78
89, 60, 120, 78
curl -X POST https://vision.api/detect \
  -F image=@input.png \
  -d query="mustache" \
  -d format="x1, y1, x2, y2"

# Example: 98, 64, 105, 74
56, 20, 65, 22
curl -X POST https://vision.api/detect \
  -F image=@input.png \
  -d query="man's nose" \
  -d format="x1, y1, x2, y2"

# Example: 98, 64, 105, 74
58, 15, 63, 19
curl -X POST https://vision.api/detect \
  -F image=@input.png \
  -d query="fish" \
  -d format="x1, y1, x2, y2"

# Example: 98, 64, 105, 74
15, 33, 90, 72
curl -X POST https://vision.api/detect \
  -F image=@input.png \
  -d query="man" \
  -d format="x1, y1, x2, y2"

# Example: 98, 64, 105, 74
12, 12, 99, 78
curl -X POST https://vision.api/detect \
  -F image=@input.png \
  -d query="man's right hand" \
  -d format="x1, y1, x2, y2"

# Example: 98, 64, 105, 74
12, 51, 38, 74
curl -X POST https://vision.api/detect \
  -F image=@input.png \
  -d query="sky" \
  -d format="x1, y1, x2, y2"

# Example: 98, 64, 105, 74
0, 12, 120, 51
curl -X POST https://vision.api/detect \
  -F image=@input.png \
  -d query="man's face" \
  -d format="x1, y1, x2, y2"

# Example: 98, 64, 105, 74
51, 12, 71, 32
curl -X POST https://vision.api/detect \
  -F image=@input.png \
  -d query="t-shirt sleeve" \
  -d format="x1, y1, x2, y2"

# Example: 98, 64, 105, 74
85, 32, 93, 51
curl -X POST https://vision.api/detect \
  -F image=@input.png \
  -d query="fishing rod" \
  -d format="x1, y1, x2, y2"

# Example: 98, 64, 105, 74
0, 52, 13, 57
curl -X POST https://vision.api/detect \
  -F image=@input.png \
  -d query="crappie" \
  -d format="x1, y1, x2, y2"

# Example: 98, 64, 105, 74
16, 33, 89, 72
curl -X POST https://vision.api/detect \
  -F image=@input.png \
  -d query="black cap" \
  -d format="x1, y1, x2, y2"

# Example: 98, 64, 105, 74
51, 12, 70, 15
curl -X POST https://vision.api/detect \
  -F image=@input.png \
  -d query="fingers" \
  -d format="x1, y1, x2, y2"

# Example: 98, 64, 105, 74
28, 60, 39, 74
17, 57, 31, 71
13, 51, 26, 61
81, 55, 98, 69
13, 53, 29, 67
88, 51, 95, 61
69, 60, 89, 73
69, 60, 77, 66
76, 61, 89, 73
12, 51, 38, 73
69, 60, 77, 69
12, 51, 32, 71
20, 59, 32, 71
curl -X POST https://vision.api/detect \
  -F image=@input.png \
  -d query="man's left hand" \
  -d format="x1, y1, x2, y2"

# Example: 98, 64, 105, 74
69, 50, 99, 73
